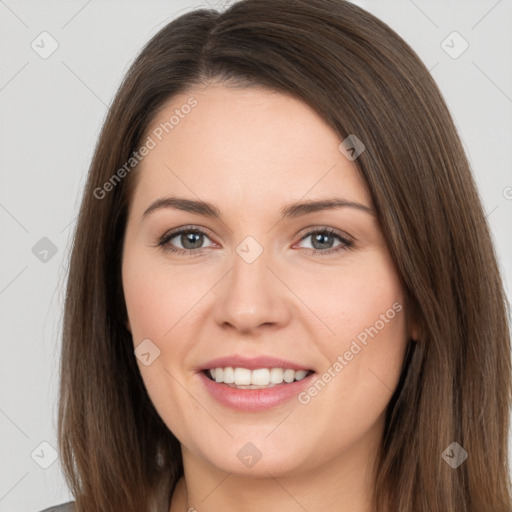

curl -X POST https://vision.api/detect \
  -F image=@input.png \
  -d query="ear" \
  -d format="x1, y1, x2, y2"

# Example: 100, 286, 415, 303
410, 319, 420, 342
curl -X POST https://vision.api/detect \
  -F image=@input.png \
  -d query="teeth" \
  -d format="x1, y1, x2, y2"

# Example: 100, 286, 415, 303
222, 367, 235, 383
284, 369, 295, 383
207, 367, 310, 387
251, 368, 269, 386
214, 368, 224, 383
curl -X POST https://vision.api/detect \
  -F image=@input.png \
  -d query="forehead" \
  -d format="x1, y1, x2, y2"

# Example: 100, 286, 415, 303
130, 85, 371, 216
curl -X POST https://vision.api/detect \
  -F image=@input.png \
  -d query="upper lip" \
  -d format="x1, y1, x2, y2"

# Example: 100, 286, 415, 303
198, 355, 314, 372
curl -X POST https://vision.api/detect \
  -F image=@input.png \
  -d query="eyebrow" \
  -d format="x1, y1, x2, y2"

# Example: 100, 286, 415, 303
141, 196, 376, 221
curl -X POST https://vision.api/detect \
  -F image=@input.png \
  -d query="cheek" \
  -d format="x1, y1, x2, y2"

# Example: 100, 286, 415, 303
300, 250, 408, 405
294, 301, 407, 461
122, 251, 201, 437
291, 249, 406, 345
122, 249, 206, 340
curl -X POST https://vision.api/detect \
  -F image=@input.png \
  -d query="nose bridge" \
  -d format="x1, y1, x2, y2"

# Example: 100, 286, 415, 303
212, 235, 289, 332
233, 235, 270, 290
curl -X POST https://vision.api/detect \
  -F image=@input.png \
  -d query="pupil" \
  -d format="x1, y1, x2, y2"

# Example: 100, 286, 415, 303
182, 232, 202, 249
313, 232, 333, 250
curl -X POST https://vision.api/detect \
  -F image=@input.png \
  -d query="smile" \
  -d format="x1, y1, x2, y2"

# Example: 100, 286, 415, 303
204, 367, 313, 388
199, 368, 316, 411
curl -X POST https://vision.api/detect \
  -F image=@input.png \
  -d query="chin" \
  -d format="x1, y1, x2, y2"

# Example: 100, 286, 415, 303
199, 439, 310, 478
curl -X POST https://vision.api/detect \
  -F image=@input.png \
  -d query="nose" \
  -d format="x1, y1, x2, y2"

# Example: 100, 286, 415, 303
211, 246, 291, 335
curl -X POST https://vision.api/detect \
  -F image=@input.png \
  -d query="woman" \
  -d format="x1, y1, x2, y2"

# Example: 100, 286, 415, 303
43, 0, 512, 511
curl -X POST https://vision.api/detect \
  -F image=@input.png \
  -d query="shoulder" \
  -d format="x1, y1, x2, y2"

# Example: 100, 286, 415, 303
38, 502, 75, 512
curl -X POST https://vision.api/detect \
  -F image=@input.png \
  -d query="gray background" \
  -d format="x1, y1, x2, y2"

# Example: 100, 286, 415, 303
1, 0, 511, 510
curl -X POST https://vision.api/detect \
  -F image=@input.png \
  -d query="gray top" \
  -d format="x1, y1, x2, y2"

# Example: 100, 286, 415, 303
38, 495, 170, 512
39, 502, 75, 512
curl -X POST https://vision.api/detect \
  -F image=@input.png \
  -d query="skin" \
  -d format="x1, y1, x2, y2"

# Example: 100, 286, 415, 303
122, 83, 418, 512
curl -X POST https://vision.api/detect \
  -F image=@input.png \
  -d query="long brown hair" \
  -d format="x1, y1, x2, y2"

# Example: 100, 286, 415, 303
58, 1, 512, 510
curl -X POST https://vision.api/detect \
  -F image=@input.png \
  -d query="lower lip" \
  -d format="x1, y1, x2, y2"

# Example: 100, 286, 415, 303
198, 371, 315, 412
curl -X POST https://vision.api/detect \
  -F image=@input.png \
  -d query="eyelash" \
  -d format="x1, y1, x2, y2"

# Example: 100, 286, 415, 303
156, 224, 354, 257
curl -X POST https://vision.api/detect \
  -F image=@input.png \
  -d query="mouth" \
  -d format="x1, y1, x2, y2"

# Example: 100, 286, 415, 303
202, 367, 315, 389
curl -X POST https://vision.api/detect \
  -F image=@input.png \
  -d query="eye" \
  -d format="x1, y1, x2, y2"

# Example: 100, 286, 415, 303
157, 225, 215, 255
296, 227, 353, 255
156, 225, 354, 256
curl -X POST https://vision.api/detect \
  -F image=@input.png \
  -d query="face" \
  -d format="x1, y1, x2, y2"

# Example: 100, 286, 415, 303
122, 84, 417, 479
